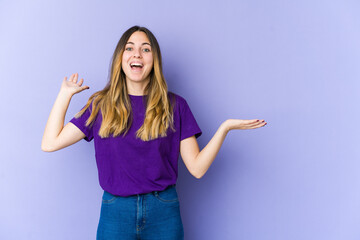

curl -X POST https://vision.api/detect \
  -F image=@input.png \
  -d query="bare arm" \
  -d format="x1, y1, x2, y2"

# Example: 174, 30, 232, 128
180, 119, 267, 179
41, 73, 89, 152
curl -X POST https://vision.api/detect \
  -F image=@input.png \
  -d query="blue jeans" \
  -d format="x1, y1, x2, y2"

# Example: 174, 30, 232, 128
96, 184, 184, 240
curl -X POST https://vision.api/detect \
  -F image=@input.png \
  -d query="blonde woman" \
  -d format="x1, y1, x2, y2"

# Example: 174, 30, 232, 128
41, 25, 267, 240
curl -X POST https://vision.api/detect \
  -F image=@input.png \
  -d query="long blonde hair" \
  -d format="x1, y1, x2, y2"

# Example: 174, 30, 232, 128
73, 25, 176, 141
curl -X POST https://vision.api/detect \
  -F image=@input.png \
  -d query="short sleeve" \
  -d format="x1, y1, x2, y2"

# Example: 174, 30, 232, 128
69, 103, 94, 142
179, 98, 202, 141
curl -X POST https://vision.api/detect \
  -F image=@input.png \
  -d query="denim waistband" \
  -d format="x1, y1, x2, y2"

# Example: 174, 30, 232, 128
136, 184, 176, 197
152, 184, 176, 195
104, 184, 176, 198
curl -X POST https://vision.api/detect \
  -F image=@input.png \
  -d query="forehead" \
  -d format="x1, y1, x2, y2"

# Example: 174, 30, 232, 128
127, 31, 150, 45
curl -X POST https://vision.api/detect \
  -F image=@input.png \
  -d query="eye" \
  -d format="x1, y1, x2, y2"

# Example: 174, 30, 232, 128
143, 48, 151, 52
125, 47, 132, 51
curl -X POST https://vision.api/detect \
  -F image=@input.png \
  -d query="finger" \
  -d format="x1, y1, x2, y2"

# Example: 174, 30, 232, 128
77, 78, 84, 86
246, 122, 262, 128
247, 119, 261, 124
252, 122, 267, 128
254, 119, 265, 124
247, 125, 263, 129
73, 73, 78, 83
78, 85, 89, 91
248, 121, 266, 128
243, 119, 261, 126
69, 73, 75, 82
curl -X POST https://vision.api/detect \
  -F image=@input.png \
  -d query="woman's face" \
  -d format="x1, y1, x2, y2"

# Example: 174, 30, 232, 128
121, 31, 154, 84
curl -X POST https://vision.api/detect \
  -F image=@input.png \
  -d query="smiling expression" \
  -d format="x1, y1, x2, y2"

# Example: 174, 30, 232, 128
121, 31, 154, 84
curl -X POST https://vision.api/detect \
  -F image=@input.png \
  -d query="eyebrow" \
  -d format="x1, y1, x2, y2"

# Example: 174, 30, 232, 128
126, 42, 151, 46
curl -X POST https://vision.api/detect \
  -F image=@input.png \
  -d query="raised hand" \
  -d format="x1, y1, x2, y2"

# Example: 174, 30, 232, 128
224, 119, 267, 132
60, 73, 89, 96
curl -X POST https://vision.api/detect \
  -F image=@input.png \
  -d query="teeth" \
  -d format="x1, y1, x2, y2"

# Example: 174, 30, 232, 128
131, 63, 143, 67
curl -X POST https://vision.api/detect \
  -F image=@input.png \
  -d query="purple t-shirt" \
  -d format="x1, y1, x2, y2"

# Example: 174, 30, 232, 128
69, 91, 202, 196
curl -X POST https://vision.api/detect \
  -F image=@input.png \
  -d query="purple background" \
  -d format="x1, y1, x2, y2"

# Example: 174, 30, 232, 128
1, 0, 360, 239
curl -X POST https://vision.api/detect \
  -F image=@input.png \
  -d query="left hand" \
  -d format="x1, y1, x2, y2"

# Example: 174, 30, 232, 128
223, 119, 267, 132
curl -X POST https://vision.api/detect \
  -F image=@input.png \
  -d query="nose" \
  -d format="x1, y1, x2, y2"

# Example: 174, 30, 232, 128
133, 48, 142, 58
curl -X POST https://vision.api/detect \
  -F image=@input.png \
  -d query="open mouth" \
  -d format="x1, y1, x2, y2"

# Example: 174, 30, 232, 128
130, 62, 143, 71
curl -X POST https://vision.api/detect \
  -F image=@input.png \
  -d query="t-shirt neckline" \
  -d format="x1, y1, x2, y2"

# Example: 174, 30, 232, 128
128, 94, 147, 97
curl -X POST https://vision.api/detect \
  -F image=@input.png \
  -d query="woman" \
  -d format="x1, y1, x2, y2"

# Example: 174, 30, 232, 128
41, 25, 267, 240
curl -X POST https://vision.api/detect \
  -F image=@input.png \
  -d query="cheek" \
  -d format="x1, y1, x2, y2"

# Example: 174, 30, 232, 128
147, 56, 154, 68
122, 53, 130, 65
121, 58, 128, 70
121, 60, 126, 66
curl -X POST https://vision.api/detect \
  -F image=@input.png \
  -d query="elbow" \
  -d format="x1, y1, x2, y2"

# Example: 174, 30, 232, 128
193, 171, 204, 179
192, 162, 204, 179
41, 145, 51, 152
41, 142, 54, 152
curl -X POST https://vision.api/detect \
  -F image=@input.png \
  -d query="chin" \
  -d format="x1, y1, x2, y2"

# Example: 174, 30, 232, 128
129, 76, 148, 82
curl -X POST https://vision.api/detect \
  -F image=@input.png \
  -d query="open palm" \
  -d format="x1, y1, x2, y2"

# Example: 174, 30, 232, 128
61, 73, 89, 96
225, 119, 267, 131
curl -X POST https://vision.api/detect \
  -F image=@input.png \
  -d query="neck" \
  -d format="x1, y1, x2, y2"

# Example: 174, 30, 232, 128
126, 77, 150, 96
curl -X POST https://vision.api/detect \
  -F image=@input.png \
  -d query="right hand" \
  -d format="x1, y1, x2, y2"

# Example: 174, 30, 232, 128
223, 119, 267, 132
60, 73, 89, 96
